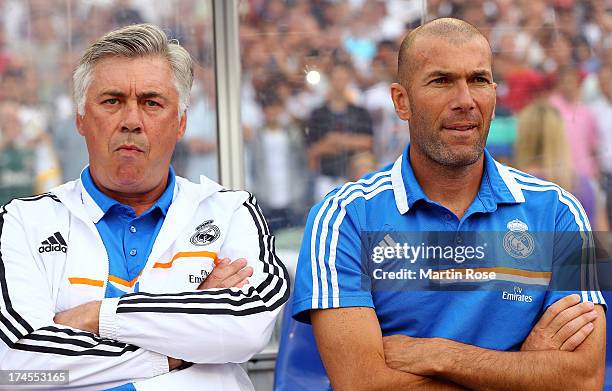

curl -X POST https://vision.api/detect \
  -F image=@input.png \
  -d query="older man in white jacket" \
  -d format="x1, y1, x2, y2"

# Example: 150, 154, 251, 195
0, 24, 289, 390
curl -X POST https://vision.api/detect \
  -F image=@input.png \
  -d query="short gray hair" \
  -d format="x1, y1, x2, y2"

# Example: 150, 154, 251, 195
73, 23, 193, 120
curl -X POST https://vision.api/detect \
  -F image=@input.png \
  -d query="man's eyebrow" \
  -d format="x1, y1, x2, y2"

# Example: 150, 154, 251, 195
423, 69, 492, 80
424, 70, 454, 79
95, 90, 168, 100
470, 69, 493, 78
138, 91, 167, 101
96, 90, 126, 99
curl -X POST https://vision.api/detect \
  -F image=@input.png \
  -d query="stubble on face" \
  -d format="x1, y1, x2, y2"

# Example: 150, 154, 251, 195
408, 101, 487, 168
404, 37, 494, 168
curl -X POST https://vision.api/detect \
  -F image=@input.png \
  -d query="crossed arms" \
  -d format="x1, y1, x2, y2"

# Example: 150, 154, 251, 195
312, 295, 605, 391
0, 195, 289, 388
53, 257, 258, 370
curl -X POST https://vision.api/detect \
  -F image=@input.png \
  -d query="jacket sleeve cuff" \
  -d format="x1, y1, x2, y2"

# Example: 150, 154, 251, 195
98, 297, 120, 340
146, 350, 170, 377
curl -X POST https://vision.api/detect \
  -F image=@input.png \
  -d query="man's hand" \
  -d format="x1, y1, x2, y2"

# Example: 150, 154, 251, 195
54, 300, 101, 334
383, 295, 599, 375
53, 258, 253, 338
521, 294, 598, 351
198, 258, 253, 290
383, 335, 449, 376
323, 132, 346, 150
168, 357, 184, 370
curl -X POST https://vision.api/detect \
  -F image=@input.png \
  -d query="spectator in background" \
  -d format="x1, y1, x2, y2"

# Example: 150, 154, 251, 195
51, 52, 89, 182
14, 0, 62, 105
543, 33, 575, 73
512, 0, 551, 69
249, 92, 307, 232
182, 65, 218, 182
583, 45, 611, 103
0, 57, 39, 108
0, 57, 61, 195
0, 101, 61, 205
240, 41, 267, 142
554, 0, 580, 38
549, 65, 600, 180
574, 35, 600, 74
342, 3, 381, 75
0, 57, 53, 168
111, 0, 144, 26
73, 4, 114, 47
51, 119, 88, 182
306, 62, 373, 200
0, 28, 10, 74
514, 100, 608, 231
347, 150, 377, 182
494, 31, 547, 113
0, 101, 35, 204
361, 51, 408, 166
590, 64, 612, 229
284, 49, 328, 122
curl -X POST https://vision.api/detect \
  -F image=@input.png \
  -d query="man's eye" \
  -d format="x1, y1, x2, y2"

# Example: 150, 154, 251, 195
474, 76, 490, 83
103, 98, 119, 105
431, 77, 448, 84
145, 100, 160, 107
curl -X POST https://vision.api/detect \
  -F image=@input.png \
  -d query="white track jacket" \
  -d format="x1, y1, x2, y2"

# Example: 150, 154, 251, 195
0, 175, 290, 390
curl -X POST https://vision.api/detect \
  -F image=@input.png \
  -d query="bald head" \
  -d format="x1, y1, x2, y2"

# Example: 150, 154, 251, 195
397, 18, 490, 86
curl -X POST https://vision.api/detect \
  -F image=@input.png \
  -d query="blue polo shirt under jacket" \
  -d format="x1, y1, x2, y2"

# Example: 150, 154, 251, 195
81, 168, 175, 391
81, 167, 175, 299
293, 145, 605, 351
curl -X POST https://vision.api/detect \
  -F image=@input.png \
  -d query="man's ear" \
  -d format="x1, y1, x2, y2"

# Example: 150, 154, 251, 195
177, 111, 187, 140
491, 82, 497, 120
390, 82, 411, 121
76, 113, 85, 136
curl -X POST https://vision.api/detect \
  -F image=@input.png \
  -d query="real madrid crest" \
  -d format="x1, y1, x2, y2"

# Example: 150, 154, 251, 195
503, 219, 534, 259
190, 220, 220, 246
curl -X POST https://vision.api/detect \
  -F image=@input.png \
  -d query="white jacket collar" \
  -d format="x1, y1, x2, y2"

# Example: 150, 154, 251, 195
51, 174, 224, 225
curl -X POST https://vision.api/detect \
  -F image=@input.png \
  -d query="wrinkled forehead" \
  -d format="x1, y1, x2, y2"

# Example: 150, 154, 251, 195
88, 56, 176, 94
411, 35, 492, 74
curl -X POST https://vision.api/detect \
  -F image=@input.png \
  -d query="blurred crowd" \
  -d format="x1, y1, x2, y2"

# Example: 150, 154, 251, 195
0, 0, 610, 235
0, 0, 218, 205
238, 0, 612, 234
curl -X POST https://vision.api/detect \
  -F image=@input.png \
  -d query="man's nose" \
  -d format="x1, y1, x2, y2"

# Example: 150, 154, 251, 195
120, 100, 143, 132
451, 80, 475, 112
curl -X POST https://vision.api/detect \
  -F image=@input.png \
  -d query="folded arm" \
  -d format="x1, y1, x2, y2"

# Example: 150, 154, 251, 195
95, 193, 290, 364
384, 303, 606, 391
312, 307, 467, 391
